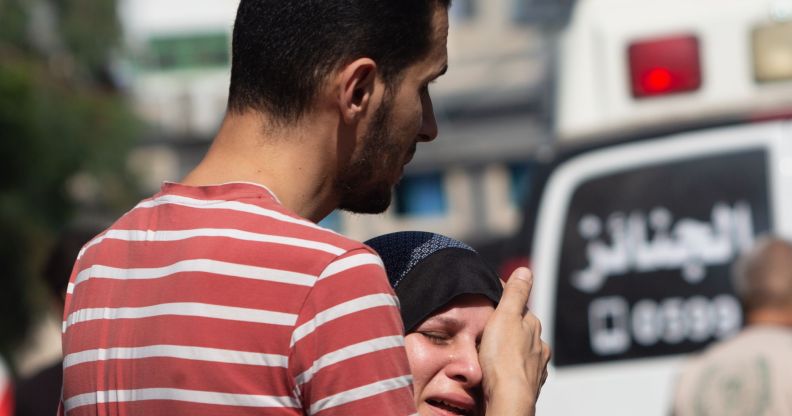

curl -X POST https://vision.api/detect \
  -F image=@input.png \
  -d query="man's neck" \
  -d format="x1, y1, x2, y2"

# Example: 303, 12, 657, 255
182, 111, 341, 222
747, 308, 792, 327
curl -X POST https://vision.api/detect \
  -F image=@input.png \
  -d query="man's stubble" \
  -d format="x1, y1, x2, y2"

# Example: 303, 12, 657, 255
335, 93, 405, 214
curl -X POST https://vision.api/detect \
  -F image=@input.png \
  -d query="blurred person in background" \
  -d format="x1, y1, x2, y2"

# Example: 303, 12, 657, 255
673, 236, 792, 416
367, 231, 551, 416
15, 228, 97, 416
60, 1, 544, 415
0, 358, 11, 416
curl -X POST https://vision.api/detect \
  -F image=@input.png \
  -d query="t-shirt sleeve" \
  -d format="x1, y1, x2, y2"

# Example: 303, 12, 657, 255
288, 248, 416, 416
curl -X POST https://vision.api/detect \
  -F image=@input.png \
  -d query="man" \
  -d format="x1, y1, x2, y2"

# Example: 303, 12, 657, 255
61, 1, 549, 415
673, 236, 792, 416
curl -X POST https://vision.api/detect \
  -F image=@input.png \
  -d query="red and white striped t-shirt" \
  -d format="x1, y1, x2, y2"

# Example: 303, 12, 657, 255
60, 182, 416, 416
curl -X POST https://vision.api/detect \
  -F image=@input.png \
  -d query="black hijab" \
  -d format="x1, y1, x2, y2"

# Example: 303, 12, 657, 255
365, 231, 503, 332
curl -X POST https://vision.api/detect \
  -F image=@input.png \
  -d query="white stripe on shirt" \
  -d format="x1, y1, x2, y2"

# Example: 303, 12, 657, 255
319, 253, 384, 280
63, 345, 288, 369
63, 388, 300, 412
308, 375, 413, 415
79, 226, 344, 261
77, 194, 330, 259
141, 194, 320, 230
64, 303, 298, 332
69, 258, 316, 294
290, 294, 399, 347
295, 335, 404, 385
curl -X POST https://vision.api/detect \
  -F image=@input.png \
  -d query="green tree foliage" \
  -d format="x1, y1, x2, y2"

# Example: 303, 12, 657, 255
0, 0, 141, 366
55, 0, 122, 76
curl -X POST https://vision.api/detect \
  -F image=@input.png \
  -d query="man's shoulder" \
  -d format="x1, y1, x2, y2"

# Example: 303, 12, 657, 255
121, 183, 370, 250
682, 327, 792, 373
710, 327, 792, 352
311, 226, 378, 256
87, 185, 381, 277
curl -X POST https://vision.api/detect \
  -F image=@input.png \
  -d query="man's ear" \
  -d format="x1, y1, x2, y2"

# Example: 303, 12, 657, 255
337, 58, 377, 124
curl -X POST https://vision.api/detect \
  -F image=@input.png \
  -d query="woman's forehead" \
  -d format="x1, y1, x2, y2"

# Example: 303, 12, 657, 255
423, 295, 495, 324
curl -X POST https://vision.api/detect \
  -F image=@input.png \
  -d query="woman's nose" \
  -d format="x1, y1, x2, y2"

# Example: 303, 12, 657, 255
444, 344, 483, 388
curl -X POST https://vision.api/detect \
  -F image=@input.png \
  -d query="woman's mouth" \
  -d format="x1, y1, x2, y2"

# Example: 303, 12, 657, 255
426, 398, 474, 416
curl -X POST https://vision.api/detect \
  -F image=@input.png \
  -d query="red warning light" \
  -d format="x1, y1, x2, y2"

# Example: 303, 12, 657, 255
629, 35, 701, 98
644, 68, 673, 92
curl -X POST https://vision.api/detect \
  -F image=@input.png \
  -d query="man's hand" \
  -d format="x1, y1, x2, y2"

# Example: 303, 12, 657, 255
479, 267, 551, 416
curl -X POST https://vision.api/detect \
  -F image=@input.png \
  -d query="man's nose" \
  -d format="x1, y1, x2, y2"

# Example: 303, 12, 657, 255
418, 93, 438, 142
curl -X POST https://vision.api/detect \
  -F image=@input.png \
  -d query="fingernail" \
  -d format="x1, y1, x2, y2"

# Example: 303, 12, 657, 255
514, 267, 531, 281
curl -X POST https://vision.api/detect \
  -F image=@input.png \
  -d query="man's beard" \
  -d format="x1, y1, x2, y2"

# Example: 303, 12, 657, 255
336, 94, 406, 214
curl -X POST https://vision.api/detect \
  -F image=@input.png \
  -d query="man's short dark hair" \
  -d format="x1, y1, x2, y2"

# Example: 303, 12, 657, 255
227, 0, 451, 124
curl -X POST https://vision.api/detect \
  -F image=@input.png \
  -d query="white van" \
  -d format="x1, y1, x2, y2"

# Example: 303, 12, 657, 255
554, 0, 792, 142
531, 123, 792, 415
525, 0, 792, 414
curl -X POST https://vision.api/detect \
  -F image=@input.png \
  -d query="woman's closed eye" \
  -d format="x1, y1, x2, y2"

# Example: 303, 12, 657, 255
420, 331, 451, 345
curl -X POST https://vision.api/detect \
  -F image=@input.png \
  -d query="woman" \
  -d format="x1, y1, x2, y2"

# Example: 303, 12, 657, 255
366, 231, 548, 416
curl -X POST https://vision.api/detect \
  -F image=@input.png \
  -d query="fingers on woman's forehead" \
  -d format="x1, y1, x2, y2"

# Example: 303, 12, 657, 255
498, 268, 533, 315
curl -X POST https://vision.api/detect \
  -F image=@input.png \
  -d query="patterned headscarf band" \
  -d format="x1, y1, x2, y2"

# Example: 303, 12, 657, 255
365, 231, 502, 332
